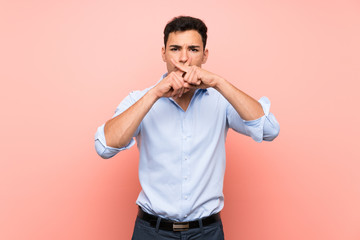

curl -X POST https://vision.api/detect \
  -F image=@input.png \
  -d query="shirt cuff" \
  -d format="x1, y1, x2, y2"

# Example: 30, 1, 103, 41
243, 96, 272, 142
94, 124, 135, 159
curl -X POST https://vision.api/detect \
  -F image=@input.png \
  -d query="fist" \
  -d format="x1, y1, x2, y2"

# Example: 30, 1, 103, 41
153, 71, 189, 98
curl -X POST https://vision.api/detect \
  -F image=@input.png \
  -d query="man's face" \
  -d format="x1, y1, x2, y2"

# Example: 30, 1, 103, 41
162, 30, 208, 74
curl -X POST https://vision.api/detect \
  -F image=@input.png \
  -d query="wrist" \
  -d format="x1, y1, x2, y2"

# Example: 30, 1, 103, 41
213, 76, 227, 90
147, 87, 162, 101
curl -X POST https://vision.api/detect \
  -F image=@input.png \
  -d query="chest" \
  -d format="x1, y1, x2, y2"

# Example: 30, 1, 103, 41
139, 94, 228, 146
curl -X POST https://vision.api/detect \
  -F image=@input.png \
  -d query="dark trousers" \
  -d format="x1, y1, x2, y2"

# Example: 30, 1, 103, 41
131, 216, 225, 240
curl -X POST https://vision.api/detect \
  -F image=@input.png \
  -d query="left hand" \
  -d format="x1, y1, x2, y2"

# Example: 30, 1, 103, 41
171, 58, 220, 89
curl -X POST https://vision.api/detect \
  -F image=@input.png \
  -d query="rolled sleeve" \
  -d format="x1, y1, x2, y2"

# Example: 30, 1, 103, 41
94, 124, 136, 159
228, 96, 280, 142
94, 90, 147, 159
244, 96, 280, 142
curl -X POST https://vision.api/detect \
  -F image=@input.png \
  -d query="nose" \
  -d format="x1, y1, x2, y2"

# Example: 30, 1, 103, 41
179, 48, 188, 63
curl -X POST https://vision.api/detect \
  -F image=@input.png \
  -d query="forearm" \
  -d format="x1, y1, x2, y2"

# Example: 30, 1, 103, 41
214, 77, 264, 121
104, 89, 159, 148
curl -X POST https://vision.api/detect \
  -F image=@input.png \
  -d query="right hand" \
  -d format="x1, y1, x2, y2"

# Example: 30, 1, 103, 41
152, 58, 192, 99
152, 71, 189, 99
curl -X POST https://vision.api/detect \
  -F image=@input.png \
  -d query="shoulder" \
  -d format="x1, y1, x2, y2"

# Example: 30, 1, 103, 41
205, 87, 228, 104
113, 86, 154, 116
127, 86, 153, 102
125, 73, 166, 102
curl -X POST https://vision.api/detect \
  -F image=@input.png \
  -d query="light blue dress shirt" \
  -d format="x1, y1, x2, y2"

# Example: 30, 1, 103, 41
95, 73, 280, 221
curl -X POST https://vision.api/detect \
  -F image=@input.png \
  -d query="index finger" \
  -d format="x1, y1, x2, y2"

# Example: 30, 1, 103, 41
184, 56, 192, 67
171, 58, 190, 73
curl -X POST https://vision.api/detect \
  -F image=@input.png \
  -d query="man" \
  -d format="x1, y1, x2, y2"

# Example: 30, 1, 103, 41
95, 16, 280, 240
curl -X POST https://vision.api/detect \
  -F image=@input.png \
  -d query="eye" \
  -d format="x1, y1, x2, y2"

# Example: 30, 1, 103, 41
190, 48, 199, 52
170, 48, 179, 51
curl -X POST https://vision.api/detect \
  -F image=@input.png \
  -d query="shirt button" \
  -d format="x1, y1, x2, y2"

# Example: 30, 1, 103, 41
185, 215, 188, 218
183, 136, 187, 141
184, 196, 188, 200
184, 176, 188, 180
184, 157, 188, 161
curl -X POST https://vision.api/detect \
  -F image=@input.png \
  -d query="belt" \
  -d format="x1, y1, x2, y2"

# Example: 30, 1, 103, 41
137, 207, 221, 232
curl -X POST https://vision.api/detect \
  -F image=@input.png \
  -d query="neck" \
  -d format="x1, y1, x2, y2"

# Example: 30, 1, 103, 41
174, 89, 196, 111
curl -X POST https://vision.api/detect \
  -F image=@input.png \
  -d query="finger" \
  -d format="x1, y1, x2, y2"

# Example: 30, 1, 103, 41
184, 56, 192, 67
187, 67, 196, 84
174, 74, 185, 97
181, 57, 192, 78
173, 71, 185, 87
172, 73, 184, 97
192, 69, 201, 85
177, 75, 186, 97
174, 69, 185, 78
183, 66, 194, 82
184, 82, 197, 89
187, 67, 200, 86
172, 78, 182, 94
171, 58, 190, 73
170, 84, 181, 98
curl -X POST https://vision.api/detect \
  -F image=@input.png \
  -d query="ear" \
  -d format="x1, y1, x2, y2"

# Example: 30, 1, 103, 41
202, 48, 209, 64
161, 46, 166, 62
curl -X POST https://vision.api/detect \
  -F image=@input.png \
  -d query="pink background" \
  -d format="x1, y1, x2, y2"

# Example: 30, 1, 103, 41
1, 0, 359, 239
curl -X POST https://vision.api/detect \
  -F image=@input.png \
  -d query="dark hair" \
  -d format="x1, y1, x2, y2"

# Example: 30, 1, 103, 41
164, 16, 208, 50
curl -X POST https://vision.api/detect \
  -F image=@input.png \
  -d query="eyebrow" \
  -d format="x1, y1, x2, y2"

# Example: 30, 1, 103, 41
169, 45, 201, 49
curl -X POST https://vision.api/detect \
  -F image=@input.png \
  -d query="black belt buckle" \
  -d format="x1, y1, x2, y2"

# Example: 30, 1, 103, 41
173, 222, 189, 231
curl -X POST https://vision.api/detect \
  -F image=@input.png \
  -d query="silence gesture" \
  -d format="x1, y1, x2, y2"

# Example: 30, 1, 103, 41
171, 58, 220, 89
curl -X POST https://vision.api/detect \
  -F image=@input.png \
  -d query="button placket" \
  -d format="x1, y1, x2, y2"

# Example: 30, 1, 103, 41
181, 115, 191, 210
